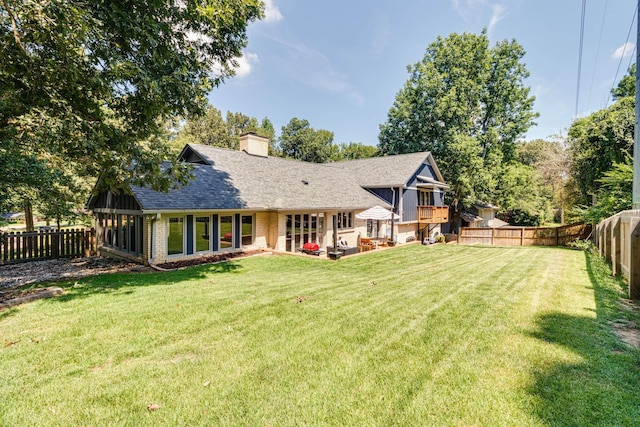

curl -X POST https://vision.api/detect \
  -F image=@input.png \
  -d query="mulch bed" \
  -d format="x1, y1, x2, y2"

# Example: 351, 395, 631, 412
155, 250, 264, 270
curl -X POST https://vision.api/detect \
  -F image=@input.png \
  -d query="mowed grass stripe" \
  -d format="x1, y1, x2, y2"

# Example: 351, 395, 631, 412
1, 245, 639, 426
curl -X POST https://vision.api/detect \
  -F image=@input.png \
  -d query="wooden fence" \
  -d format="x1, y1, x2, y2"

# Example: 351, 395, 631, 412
458, 223, 592, 247
0, 228, 96, 265
596, 210, 640, 300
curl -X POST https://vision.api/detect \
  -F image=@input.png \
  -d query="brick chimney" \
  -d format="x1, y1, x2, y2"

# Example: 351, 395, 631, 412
239, 132, 269, 157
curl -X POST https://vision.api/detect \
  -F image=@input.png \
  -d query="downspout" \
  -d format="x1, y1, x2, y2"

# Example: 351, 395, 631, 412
390, 187, 396, 243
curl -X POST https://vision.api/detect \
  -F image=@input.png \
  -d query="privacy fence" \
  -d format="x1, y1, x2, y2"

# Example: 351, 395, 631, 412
0, 228, 96, 265
596, 210, 640, 299
458, 223, 591, 247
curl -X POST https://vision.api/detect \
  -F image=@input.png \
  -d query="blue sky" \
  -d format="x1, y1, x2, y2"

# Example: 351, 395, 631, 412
208, 0, 637, 146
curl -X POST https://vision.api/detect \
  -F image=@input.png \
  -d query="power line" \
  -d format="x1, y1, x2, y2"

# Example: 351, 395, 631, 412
586, 0, 609, 109
608, 4, 637, 105
575, 0, 587, 117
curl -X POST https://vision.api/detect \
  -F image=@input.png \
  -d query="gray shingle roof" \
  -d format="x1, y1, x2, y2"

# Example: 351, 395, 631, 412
329, 152, 433, 187
131, 145, 436, 211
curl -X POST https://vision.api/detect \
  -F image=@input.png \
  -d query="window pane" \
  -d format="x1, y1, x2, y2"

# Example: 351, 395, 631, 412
286, 214, 292, 252
242, 215, 253, 246
220, 215, 233, 249
168, 217, 184, 255
196, 216, 210, 252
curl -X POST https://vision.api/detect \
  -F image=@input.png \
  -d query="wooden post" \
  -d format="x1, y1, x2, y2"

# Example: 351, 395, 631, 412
491, 227, 495, 245
612, 217, 621, 276
629, 217, 640, 300
604, 220, 612, 264
520, 228, 524, 246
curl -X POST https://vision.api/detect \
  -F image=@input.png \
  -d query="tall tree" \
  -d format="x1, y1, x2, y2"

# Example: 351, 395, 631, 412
568, 97, 634, 203
378, 30, 537, 161
1, 0, 264, 203
278, 118, 335, 163
175, 105, 277, 154
334, 142, 378, 160
378, 30, 537, 222
517, 139, 573, 223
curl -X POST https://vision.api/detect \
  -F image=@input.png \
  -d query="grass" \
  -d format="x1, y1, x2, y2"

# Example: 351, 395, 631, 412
1, 244, 640, 426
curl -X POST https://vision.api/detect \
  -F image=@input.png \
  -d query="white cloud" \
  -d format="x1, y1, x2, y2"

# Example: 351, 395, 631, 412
487, 4, 507, 35
267, 35, 364, 105
234, 52, 259, 78
262, 0, 283, 23
451, 0, 508, 35
370, 10, 391, 59
613, 42, 635, 59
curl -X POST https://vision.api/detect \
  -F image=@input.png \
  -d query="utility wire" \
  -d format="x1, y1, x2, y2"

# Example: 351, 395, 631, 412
575, 0, 587, 117
586, 0, 609, 109
608, 5, 637, 105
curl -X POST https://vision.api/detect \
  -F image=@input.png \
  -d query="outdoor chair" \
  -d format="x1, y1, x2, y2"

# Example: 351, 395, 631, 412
360, 238, 374, 252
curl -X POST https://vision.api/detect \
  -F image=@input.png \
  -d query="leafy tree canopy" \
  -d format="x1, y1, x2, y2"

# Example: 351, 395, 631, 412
378, 31, 538, 224
278, 118, 335, 163
378, 30, 537, 162
611, 63, 636, 100
568, 96, 634, 203
1, 0, 264, 196
174, 105, 276, 154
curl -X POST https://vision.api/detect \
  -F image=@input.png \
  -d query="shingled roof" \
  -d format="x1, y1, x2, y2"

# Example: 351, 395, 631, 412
130, 144, 436, 212
330, 151, 435, 187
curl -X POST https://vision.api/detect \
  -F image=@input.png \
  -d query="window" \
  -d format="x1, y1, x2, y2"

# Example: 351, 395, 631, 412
219, 215, 233, 250
167, 217, 184, 255
337, 211, 353, 230
285, 213, 324, 252
419, 190, 435, 206
241, 215, 253, 246
100, 213, 142, 255
195, 216, 210, 252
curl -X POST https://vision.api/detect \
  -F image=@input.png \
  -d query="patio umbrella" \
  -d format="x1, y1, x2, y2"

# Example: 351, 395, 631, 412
355, 205, 400, 221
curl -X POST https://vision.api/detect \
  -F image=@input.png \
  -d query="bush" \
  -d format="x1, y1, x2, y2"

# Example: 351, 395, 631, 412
499, 209, 541, 226
566, 239, 594, 251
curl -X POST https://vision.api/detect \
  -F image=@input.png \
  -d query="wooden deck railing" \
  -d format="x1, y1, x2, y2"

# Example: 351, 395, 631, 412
0, 228, 96, 265
418, 206, 449, 223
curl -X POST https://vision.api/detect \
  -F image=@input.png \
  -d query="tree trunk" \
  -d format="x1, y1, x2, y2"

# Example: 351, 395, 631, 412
24, 201, 34, 232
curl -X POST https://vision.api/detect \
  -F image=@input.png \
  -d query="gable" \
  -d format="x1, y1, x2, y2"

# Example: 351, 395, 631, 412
178, 145, 209, 165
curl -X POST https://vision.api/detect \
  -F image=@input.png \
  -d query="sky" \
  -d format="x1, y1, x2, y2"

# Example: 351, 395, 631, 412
208, 0, 638, 146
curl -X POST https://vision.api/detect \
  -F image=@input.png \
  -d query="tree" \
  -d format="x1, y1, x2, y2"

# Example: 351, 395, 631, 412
334, 142, 378, 160
175, 105, 277, 154
568, 97, 634, 203
378, 30, 537, 225
1, 0, 264, 206
378, 30, 537, 161
612, 63, 636, 100
494, 163, 549, 226
574, 159, 632, 223
517, 139, 572, 223
278, 118, 335, 163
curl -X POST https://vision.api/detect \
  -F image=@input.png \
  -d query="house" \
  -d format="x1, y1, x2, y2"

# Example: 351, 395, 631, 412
87, 133, 449, 264
461, 202, 508, 228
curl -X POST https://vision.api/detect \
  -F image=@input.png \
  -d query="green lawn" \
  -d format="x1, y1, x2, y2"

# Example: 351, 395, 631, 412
1, 245, 639, 426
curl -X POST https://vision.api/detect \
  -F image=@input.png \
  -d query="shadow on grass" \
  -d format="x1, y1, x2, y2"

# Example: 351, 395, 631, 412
528, 250, 640, 425
43, 261, 243, 305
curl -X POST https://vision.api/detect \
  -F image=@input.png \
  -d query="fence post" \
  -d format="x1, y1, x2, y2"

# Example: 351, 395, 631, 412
629, 217, 640, 300
612, 216, 621, 276
597, 223, 604, 256
520, 228, 524, 246
604, 220, 612, 264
